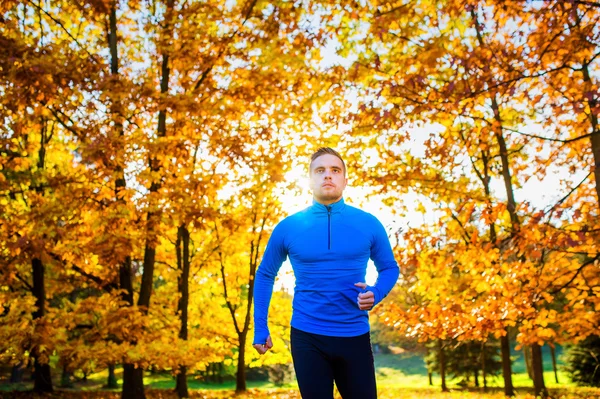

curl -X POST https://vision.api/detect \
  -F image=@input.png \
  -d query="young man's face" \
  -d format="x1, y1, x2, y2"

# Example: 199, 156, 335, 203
309, 154, 348, 205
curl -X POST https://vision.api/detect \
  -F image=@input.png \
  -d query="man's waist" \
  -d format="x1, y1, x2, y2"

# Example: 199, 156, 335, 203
290, 314, 369, 337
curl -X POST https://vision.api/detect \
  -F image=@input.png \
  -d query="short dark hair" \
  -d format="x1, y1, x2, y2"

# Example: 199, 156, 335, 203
310, 147, 346, 174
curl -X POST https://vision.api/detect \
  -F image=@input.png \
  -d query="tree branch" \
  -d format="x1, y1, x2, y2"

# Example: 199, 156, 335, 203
503, 126, 599, 144
544, 171, 592, 219
25, 0, 98, 63
550, 254, 600, 294
214, 222, 241, 336
375, 4, 410, 18
191, 0, 258, 92
49, 252, 117, 292
219, 250, 241, 336
15, 272, 33, 290
573, 1, 600, 8
44, 103, 83, 139
450, 211, 471, 246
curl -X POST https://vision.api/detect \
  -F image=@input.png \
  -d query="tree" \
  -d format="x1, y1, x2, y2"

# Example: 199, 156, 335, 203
212, 142, 295, 393
327, 1, 600, 397
3, 0, 336, 397
425, 339, 502, 389
566, 335, 600, 387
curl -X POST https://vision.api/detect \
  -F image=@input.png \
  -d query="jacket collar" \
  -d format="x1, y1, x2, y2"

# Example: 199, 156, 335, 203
311, 198, 345, 214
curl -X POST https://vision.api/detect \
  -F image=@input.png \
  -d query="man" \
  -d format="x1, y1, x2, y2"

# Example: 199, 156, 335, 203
252, 147, 399, 399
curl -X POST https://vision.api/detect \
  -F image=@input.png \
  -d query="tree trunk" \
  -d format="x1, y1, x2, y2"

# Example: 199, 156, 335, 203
581, 63, 600, 206
220, 206, 265, 394
30, 129, 53, 393
175, 225, 190, 398
481, 341, 487, 391
175, 367, 188, 398
140, 240, 156, 312
489, 83, 518, 399
129, 3, 175, 393
60, 364, 73, 388
500, 333, 515, 397
122, 364, 145, 399
236, 331, 247, 393
138, 0, 173, 314
492, 99, 519, 228
472, 13, 519, 397
493, 96, 519, 397
106, 1, 146, 396
474, 370, 479, 387
10, 363, 24, 383
439, 340, 448, 392
33, 362, 53, 394
32, 257, 53, 393
428, 371, 433, 386
550, 345, 559, 383
531, 343, 548, 398
524, 345, 533, 379
119, 255, 141, 398
107, 364, 118, 389
119, 257, 140, 398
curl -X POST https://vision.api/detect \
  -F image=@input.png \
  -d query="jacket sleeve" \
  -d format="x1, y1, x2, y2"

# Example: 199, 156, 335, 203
252, 222, 288, 345
368, 217, 400, 306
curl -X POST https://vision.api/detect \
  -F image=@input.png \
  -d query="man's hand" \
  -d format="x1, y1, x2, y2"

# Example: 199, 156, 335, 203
253, 336, 273, 355
354, 282, 375, 310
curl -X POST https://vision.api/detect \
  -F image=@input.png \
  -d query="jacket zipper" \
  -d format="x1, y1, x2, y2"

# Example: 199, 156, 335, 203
327, 205, 331, 250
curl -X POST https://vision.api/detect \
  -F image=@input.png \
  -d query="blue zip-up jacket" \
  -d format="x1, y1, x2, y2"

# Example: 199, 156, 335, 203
253, 198, 399, 344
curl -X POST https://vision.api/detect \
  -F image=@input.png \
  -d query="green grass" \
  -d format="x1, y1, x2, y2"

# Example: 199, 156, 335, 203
375, 352, 428, 374
0, 367, 298, 393
146, 377, 297, 391
372, 350, 577, 390
0, 346, 584, 394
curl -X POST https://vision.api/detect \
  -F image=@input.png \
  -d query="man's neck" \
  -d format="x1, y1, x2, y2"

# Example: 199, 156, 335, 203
313, 196, 343, 206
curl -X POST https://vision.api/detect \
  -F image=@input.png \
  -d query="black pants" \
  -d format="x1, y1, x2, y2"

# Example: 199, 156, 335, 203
291, 327, 377, 399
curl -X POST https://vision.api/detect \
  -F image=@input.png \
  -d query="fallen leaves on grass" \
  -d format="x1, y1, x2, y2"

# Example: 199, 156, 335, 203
1, 387, 599, 399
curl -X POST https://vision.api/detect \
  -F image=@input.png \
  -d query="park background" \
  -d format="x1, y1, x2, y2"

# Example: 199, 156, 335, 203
2, 0, 600, 398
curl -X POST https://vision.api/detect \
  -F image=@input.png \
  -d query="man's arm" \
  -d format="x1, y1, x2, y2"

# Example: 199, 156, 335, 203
367, 217, 400, 307
253, 222, 288, 349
